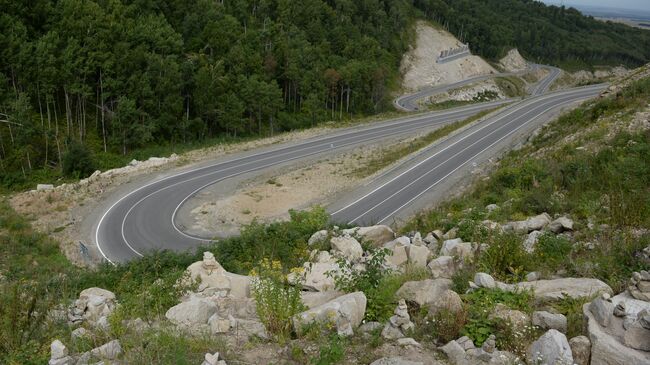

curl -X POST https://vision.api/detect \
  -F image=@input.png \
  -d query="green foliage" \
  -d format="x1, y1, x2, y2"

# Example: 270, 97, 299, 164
479, 232, 531, 283
251, 259, 305, 342
311, 333, 346, 365
0, 0, 417, 190
534, 233, 572, 273
551, 294, 593, 338
212, 206, 330, 273
461, 288, 534, 346
414, 0, 650, 68
328, 248, 391, 294
62, 141, 96, 178
430, 307, 469, 344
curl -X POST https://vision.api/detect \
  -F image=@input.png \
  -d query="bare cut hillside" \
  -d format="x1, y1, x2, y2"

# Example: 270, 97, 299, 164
400, 21, 497, 91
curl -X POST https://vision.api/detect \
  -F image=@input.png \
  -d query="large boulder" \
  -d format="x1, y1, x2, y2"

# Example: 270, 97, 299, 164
490, 304, 530, 329
330, 235, 363, 261
185, 252, 252, 299
532, 311, 567, 333
427, 290, 463, 317
68, 287, 117, 328
308, 230, 329, 245
385, 238, 410, 267
583, 294, 650, 365
549, 217, 574, 233
293, 292, 366, 337
395, 279, 452, 307
505, 213, 552, 234
301, 291, 344, 309
49, 340, 73, 365
406, 244, 431, 268
165, 298, 218, 328
292, 262, 338, 292
90, 340, 122, 360
439, 239, 473, 259
342, 225, 395, 246
473, 273, 496, 289
527, 329, 573, 365
427, 256, 456, 279
517, 278, 612, 303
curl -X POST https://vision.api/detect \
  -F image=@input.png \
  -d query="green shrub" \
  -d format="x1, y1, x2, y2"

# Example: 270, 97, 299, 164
62, 141, 96, 178
479, 232, 531, 282
534, 233, 572, 273
251, 259, 305, 342
213, 207, 330, 273
311, 333, 345, 365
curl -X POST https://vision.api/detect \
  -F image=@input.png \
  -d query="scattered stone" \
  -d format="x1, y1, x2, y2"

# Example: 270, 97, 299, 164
442, 228, 458, 240
90, 340, 122, 360
330, 235, 363, 261
473, 272, 496, 289
308, 230, 328, 245
201, 351, 227, 365
369, 357, 423, 365
71, 327, 89, 340
342, 225, 395, 246
569, 336, 591, 365
532, 311, 568, 333
456, 336, 475, 351
50, 340, 69, 360
526, 271, 541, 281
37, 183, 54, 191
490, 304, 530, 328
395, 279, 452, 307
527, 329, 573, 365
427, 256, 456, 279
613, 302, 627, 317
411, 232, 424, 246
517, 278, 613, 303
486, 204, 499, 212
523, 231, 543, 253
165, 298, 218, 328
440, 340, 467, 365
293, 292, 367, 337
359, 321, 383, 333
549, 217, 574, 233
397, 337, 422, 348
386, 239, 409, 267
297, 262, 338, 292
431, 230, 444, 241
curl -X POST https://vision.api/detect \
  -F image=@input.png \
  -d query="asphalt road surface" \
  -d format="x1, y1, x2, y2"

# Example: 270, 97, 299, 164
394, 65, 561, 111
330, 84, 603, 226
95, 75, 602, 264
95, 100, 511, 263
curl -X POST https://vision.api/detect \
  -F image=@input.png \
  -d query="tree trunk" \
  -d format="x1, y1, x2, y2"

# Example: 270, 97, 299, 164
100, 71, 107, 152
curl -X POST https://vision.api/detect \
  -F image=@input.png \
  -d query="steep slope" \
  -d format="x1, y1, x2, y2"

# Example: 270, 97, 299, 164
400, 22, 498, 92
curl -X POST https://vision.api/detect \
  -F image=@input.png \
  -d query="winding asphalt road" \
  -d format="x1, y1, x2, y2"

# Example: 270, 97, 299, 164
394, 65, 561, 111
94, 71, 601, 264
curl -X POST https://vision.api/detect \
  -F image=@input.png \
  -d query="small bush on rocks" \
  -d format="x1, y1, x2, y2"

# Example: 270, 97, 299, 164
251, 259, 305, 342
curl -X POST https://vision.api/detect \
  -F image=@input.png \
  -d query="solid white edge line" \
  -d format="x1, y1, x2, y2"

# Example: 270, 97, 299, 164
373, 90, 597, 225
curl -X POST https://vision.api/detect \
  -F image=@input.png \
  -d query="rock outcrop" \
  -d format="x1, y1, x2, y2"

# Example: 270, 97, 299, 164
527, 329, 573, 365
67, 287, 117, 329
293, 291, 367, 337
517, 277, 613, 303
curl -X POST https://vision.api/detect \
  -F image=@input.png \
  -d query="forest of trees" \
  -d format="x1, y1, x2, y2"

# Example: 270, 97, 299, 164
0, 0, 415, 189
1, 0, 649, 190
414, 0, 650, 68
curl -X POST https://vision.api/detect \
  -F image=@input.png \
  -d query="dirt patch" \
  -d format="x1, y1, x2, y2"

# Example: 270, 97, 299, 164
400, 21, 497, 92
187, 137, 424, 237
498, 49, 528, 72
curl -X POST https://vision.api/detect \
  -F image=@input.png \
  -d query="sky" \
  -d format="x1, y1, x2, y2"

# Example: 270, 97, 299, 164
540, 0, 650, 11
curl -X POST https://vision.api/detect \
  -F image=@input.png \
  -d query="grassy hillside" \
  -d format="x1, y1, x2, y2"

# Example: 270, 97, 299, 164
413, 0, 650, 70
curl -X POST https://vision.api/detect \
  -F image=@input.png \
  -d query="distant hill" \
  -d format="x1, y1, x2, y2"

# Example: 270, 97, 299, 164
413, 0, 650, 70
